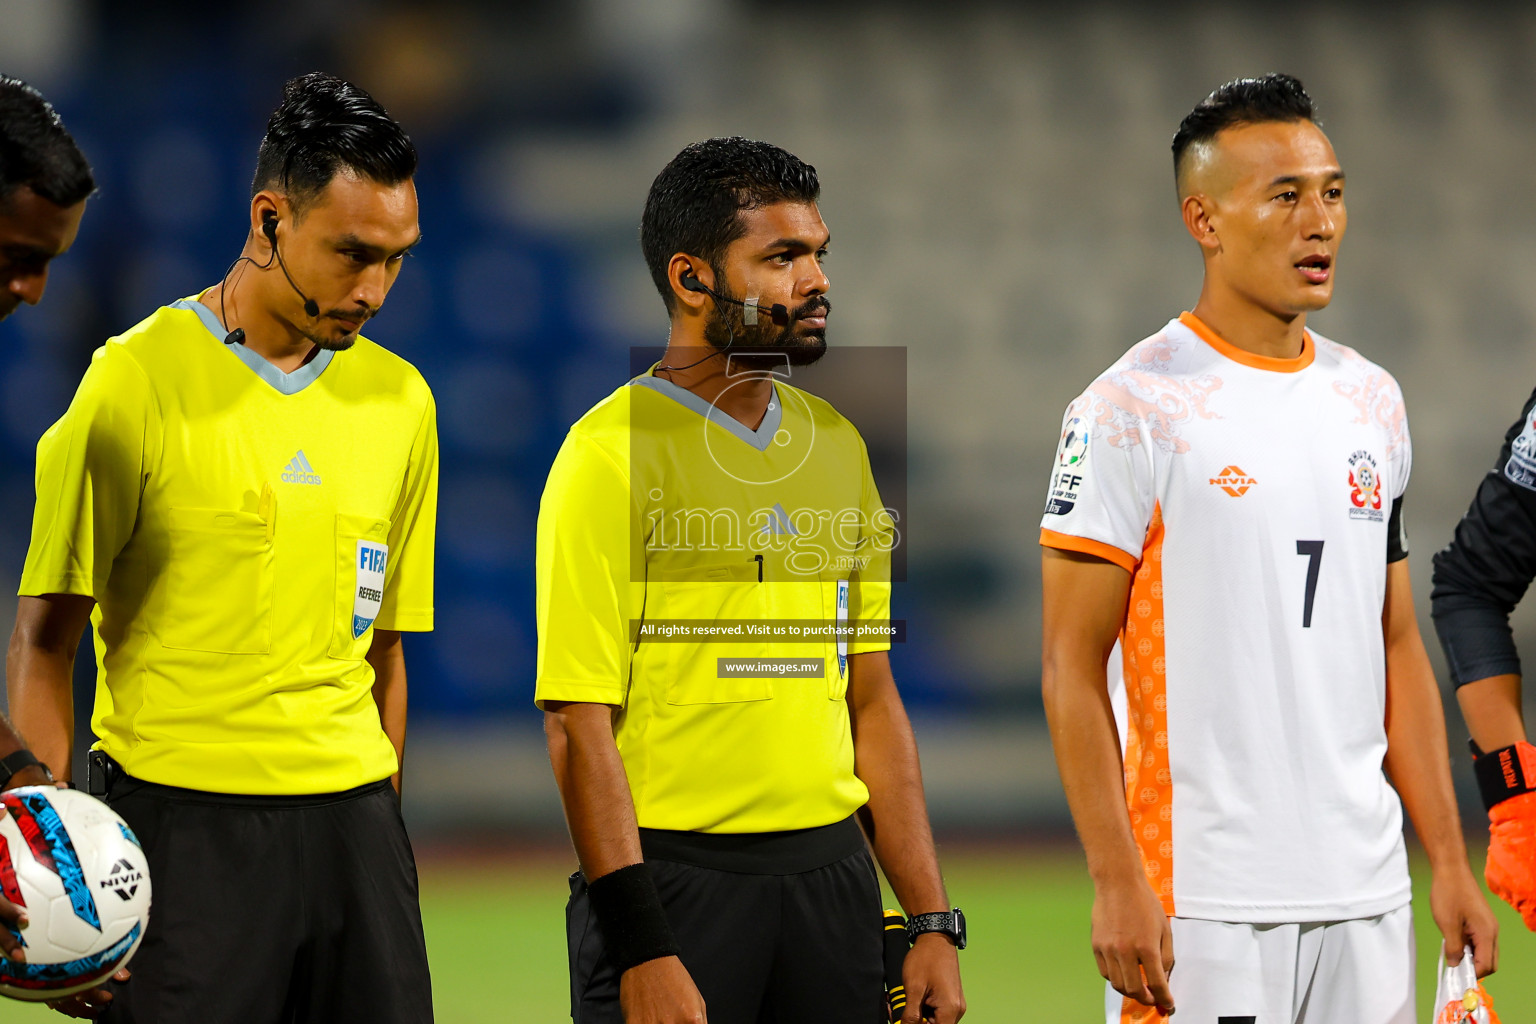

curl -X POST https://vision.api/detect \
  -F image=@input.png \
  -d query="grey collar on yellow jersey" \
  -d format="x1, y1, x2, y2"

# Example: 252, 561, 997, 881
170, 298, 336, 396
630, 372, 784, 452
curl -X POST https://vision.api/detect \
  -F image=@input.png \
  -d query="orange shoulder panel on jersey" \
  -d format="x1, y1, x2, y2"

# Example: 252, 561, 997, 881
1039, 528, 1138, 574
1179, 310, 1314, 373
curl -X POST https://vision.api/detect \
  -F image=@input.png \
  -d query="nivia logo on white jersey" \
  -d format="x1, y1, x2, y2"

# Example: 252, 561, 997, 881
281, 450, 322, 485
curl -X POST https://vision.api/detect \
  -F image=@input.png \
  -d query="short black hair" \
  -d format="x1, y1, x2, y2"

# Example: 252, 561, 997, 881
252, 72, 416, 215
641, 137, 820, 311
1173, 73, 1316, 180
0, 76, 93, 208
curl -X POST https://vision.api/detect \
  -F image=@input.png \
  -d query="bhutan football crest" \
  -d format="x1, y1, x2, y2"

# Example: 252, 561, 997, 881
1347, 450, 1384, 522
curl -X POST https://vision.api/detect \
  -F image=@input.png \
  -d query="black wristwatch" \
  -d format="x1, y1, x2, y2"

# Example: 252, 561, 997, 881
905, 907, 966, 950
0, 749, 53, 791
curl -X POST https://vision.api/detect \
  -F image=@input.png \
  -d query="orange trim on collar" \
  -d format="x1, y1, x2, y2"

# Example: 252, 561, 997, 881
1179, 311, 1314, 373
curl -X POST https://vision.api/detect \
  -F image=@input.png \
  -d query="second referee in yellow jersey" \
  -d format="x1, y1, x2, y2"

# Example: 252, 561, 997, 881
6, 74, 436, 1023
539, 137, 966, 1024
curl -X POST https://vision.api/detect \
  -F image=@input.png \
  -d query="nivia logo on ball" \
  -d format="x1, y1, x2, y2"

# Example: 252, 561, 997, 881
281, 450, 322, 485
99, 859, 142, 901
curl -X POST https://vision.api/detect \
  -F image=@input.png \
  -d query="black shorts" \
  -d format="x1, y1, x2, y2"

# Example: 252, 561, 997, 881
99, 772, 433, 1024
567, 816, 885, 1024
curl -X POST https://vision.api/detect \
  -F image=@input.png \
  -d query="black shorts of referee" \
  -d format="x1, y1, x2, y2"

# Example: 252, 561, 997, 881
567, 816, 884, 1024
97, 763, 433, 1024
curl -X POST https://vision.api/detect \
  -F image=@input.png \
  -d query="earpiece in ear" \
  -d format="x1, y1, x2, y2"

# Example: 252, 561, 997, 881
260, 210, 321, 319
681, 271, 708, 294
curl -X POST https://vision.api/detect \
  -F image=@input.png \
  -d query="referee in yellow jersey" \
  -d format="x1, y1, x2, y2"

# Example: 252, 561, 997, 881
539, 138, 965, 1024
6, 74, 436, 1022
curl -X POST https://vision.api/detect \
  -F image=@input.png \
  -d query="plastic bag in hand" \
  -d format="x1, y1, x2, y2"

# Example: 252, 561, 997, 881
1433, 946, 1500, 1024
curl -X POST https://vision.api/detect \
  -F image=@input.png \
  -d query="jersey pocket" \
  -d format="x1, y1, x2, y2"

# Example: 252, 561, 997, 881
159, 508, 274, 655
330, 513, 393, 660
644, 561, 771, 705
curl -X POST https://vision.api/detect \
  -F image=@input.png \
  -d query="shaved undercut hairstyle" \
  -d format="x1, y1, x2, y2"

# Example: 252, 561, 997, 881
1172, 74, 1316, 184
641, 137, 820, 312
251, 72, 416, 218
0, 76, 93, 207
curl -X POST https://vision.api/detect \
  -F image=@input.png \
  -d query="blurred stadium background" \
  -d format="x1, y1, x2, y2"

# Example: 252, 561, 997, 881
0, 0, 1533, 1019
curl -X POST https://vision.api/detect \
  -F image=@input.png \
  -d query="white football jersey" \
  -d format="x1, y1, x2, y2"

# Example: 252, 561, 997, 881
1041, 312, 1413, 923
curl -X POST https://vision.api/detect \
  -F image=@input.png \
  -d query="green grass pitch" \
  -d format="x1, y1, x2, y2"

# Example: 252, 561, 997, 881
0, 846, 1526, 1021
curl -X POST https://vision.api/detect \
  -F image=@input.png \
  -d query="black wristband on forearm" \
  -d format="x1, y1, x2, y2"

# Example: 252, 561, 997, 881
585, 863, 681, 973
1471, 739, 1536, 812
0, 749, 50, 791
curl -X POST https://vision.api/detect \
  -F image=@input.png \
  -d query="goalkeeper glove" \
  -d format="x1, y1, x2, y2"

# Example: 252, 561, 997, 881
1472, 739, 1536, 931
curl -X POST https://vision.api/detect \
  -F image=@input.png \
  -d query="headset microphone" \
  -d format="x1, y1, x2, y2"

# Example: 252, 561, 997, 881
681, 272, 789, 327
262, 214, 320, 318
656, 271, 798, 376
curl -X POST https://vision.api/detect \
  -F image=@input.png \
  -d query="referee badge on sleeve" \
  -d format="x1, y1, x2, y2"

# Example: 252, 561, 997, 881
353, 540, 388, 638
836, 579, 849, 679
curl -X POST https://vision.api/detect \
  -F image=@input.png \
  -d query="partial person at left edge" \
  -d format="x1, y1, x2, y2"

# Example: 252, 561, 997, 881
0, 75, 92, 324
0, 74, 96, 965
1431, 393, 1536, 938
5, 73, 437, 1022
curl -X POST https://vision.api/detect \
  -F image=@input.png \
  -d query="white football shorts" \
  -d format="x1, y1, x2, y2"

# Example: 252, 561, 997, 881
1104, 905, 1414, 1024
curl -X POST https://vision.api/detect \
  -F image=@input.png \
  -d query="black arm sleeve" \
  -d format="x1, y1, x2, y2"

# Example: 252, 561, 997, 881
1386, 496, 1408, 563
1430, 386, 1536, 687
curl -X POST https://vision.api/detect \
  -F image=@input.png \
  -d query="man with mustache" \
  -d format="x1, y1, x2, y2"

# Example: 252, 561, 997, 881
537, 137, 965, 1023
1039, 75, 1496, 1022
7, 73, 437, 1022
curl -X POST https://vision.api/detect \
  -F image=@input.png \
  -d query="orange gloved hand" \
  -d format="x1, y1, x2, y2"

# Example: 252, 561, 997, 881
1486, 790, 1536, 931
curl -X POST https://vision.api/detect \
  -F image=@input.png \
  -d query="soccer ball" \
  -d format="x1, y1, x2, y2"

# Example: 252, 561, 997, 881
0, 787, 150, 1001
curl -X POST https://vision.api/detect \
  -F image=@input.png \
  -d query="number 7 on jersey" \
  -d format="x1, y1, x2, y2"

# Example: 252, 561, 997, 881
1296, 540, 1324, 628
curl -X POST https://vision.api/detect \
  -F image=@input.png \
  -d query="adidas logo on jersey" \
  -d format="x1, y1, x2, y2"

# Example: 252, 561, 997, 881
281, 450, 322, 485
759, 503, 799, 536
1209, 465, 1256, 497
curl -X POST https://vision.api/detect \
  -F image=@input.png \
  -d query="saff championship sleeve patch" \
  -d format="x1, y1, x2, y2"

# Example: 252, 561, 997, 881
1045, 415, 1090, 515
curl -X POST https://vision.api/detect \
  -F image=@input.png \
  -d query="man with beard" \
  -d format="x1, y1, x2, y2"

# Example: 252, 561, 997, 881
537, 137, 965, 1024
7, 73, 436, 1022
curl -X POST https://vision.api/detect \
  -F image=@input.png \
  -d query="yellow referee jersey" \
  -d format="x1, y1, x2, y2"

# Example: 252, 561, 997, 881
536, 368, 894, 833
20, 298, 437, 794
